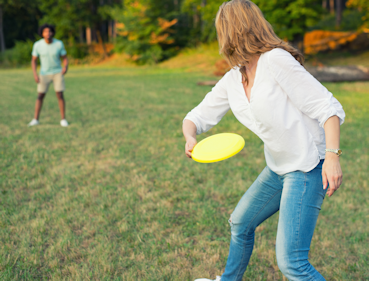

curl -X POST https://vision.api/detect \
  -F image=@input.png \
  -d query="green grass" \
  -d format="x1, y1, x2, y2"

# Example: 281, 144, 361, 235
0, 66, 368, 280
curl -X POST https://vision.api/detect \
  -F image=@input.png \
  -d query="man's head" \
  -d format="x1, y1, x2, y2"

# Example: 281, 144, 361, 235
39, 24, 55, 40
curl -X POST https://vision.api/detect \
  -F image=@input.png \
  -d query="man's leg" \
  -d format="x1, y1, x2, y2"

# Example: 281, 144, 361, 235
55, 91, 65, 120
34, 93, 46, 120
31, 74, 50, 122
53, 72, 67, 124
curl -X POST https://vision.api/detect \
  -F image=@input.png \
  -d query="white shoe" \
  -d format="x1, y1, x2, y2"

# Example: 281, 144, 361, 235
60, 119, 69, 127
194, 276, 221, 281
28, 119, 40, 126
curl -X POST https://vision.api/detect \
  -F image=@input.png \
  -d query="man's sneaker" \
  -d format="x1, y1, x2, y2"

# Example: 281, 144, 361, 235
195, 276, 221, 281
28, 119, 40, 126
60, 119, 69, 127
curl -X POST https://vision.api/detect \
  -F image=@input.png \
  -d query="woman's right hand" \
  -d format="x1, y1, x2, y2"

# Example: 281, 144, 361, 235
185, 136, 197, 158
34, 75, 40, 83
183, 119, 198, 158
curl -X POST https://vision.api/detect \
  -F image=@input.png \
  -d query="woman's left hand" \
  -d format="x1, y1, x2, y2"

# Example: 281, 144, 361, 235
322, 154, 343, 197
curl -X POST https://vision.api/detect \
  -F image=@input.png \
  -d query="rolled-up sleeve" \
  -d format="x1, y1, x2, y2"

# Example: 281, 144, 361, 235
183, 72, 230, 135
268, 48, 345, 128
31, 42, 39, 57
60, 42, 67, 56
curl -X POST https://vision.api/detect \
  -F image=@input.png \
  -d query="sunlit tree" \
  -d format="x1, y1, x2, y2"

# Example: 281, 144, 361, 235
347, 0, 369, 28
109, 0, 181, 64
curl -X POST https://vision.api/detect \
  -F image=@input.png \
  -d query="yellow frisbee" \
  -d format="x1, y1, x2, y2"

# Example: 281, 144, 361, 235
192, 133, 245, 163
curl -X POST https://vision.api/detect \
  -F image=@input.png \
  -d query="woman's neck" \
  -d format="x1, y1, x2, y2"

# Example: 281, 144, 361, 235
246, 55, 260, 73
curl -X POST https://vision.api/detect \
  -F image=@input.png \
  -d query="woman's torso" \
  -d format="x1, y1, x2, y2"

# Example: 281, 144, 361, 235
226, 51, 325, 174
184, 48, 345, 175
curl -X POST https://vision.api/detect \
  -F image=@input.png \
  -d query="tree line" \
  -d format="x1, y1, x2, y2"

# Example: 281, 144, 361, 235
0, 0, 367, 64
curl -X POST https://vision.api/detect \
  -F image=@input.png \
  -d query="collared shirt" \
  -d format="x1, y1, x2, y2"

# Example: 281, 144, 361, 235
184, 48, 345, 175
32, 39, 67, 75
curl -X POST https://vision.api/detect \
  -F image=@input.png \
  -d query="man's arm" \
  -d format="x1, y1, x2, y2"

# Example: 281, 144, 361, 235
61, 55, 68, 75
31, 56, 39, 83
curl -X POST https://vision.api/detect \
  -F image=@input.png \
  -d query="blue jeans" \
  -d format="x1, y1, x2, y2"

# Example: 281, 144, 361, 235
222, 160, 327, 281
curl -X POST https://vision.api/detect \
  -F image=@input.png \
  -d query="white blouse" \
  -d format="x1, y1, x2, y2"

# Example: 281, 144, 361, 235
184, 48, 345, 175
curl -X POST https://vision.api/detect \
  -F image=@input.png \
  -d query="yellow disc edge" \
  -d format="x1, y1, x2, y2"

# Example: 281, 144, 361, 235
192, 136, 245, 163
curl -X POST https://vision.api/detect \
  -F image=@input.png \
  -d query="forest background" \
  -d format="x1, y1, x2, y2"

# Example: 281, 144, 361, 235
0, 0, 368, 66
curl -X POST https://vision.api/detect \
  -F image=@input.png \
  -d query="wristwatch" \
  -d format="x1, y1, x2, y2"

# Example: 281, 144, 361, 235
325, 148, 342, 156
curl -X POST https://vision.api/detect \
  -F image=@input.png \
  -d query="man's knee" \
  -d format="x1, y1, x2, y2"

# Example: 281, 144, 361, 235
37, 93, 46, 100
56, 92, 64, 99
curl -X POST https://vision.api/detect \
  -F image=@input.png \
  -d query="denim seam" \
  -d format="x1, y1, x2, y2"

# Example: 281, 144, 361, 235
232, 232, 247, 281
296, 173, 307, 276
233, 188, 282, 281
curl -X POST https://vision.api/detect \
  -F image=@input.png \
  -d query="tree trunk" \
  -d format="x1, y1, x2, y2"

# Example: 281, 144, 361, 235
79, 25, 84, 43
329, 0, 334, 14
336, 0, 342, 28
92, 27, 97, 43
0, 5, 6, 53
96, 30, 107, 58
86, 27, 92, 45
193, 5, 199, 28
108, 21, 112, 42
322, 0, 327, 9
113, 21, 116, 42
201, 0, 207, 34
101, 22, 106, 42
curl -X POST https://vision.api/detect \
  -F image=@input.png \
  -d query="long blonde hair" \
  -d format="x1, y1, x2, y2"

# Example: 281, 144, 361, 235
215, 0, 304, 84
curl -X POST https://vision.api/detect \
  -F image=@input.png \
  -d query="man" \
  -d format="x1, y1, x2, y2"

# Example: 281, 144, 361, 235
28, 24, 69, 127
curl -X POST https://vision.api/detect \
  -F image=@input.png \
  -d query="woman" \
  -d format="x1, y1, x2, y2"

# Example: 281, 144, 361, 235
182, 1, 344, 280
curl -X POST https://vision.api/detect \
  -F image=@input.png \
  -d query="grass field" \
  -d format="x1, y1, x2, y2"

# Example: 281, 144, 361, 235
0, 66, 368, 280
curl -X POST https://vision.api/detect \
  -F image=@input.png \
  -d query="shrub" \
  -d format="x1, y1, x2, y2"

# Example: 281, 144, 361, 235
66, 44, 89, 60
110, 1, 180, 65
0, 39, 34, 66
309, 9, 365, 31
0, 40, 90, 67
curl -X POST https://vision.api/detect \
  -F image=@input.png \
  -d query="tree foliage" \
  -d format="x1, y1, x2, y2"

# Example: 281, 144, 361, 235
0, 0, 367, 64
253, 0, 323, 41
347, 0, 369, 28
0, 0, 40, 51
180, 0, 323, 43
38, 0, 89, 41
106, 0, 329, 63
109, 0, 182, 64
37, 0, 118, 43
181, 0, 224, 43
